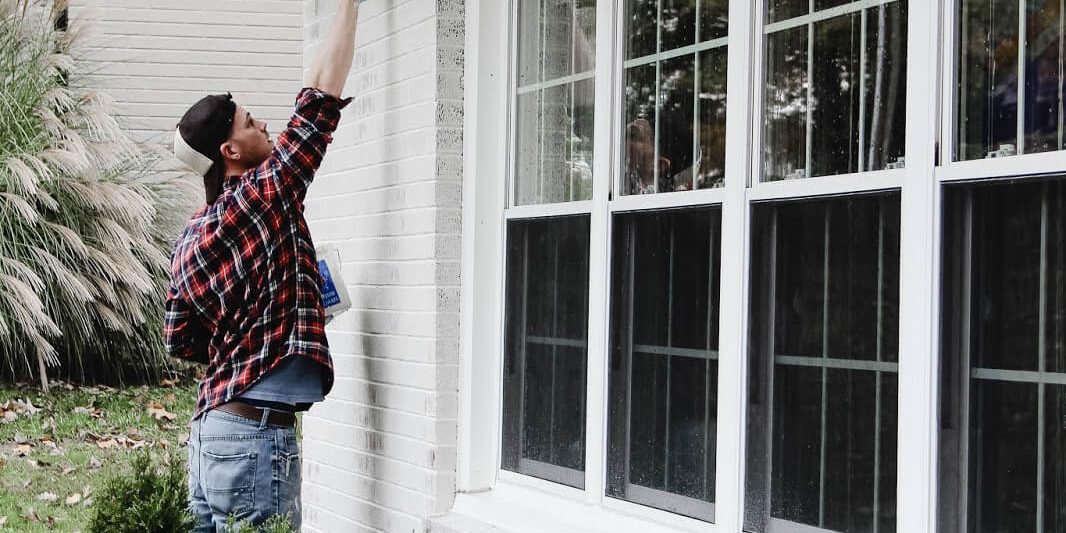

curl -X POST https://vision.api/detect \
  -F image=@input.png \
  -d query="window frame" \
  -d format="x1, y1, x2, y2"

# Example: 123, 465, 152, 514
457, 1, 942, 533
937, 0, 1066, 179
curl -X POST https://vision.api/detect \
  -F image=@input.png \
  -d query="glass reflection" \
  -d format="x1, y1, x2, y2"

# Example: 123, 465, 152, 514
958, 0, 1019, 160
502, 216, 591, 488
765, 25, 809, 181
608, 208, 721, 522
764, 1, 907, 181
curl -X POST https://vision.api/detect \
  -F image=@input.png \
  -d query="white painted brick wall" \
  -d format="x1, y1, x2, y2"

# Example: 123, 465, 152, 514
69, 0, 304, 144
300, 0, 463, 531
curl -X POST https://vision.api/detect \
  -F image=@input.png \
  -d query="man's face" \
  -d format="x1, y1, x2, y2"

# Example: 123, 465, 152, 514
223, 105, 273, 169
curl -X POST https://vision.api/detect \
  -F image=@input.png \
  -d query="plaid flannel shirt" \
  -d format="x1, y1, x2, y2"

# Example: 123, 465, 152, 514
164, 88, 350, 419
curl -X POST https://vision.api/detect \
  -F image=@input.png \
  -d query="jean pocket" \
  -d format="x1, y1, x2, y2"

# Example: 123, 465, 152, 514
202, 448, 257, 516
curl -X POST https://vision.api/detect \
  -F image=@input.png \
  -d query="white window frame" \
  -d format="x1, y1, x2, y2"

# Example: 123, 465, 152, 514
457, 1, 943, 532
937, 0, 1066, 180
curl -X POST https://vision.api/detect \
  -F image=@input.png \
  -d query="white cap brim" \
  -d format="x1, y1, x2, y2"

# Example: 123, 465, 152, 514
173, 127, 215, 176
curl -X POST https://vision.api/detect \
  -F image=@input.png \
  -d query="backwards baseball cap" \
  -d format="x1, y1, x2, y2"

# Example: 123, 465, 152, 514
174, 93, 236, 177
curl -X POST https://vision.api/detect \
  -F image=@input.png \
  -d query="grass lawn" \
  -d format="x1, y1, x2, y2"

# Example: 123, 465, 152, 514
0, 379, 198, 532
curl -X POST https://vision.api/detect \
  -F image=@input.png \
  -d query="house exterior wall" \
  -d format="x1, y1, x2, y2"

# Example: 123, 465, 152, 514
69, 0, 304, 143
298, 1, 464, 531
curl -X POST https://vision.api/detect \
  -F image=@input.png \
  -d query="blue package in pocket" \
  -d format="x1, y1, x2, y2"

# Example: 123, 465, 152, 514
315, 245, 351, 323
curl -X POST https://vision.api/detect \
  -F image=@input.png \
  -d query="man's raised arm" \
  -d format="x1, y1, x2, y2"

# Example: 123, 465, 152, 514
305, 0, 360, 97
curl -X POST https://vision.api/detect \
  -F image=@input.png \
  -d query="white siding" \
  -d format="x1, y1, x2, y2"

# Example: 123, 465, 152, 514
69, 0, 304, 144
299, 0, 464, 531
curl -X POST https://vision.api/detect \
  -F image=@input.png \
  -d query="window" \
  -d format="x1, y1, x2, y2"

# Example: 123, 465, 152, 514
763, 0, 907, 181
502, 0, 597, 488
956, 0, 1066, 160
502, 216, 591, 487
940, 179, 1066, 533
470, 0, 930, 531
515, 0, 597, 205
622, 0, 728, 194
746, 194, 901, 533
607, 207, 722, 521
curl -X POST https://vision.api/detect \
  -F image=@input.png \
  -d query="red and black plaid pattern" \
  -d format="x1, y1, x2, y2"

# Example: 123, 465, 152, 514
165, 88, 349, 418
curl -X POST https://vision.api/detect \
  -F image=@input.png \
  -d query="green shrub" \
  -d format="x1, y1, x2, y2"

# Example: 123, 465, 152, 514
0, 1, 195, 386
225, 514, 298, 533
86, 451, 195, 533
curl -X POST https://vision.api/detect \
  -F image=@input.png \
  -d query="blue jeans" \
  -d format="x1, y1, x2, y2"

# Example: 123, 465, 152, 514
188, 409, 301, 532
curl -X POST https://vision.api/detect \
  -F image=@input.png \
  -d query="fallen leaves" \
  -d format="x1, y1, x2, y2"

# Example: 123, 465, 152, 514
0, 398, 40, 424
146, 402, 176, 422
36, 492, 57, 503
64, 492, 81, 506
88, 456, 102, 470
84, 432, 148, 451
72, 405, 103, 419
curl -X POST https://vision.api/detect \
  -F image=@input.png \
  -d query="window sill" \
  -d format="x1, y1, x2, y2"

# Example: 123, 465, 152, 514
429, 480, 716, 533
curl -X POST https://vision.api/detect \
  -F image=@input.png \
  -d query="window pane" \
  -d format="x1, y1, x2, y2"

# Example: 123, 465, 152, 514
1025, 0, 1063, 153
698, 48, 728, 189
764, 25, 809, 181
973, 380, 1039, 532
514, 0, 595, 206
626, 0, 658, 59
811, 13, 862, 177
864, 2, 908, 171
502, 216, 591, 488
957, 0, 1020, 160
662, 0, 698, 53
517, 0, 596, 85
746, 194, 901, 533
621, 0, 727, 195
764, 1, 908, 181
701, 0, 728, 41
659, 55, 697, 193
608, 208, 721, 522
955, 0, 1066, 158
515, 80, 595, 205
624, 64, 658, 195
940, 180, 1066, 533
768, 0, 807, 23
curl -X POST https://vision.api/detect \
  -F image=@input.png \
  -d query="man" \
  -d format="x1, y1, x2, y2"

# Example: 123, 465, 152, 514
163, 1, 360, 529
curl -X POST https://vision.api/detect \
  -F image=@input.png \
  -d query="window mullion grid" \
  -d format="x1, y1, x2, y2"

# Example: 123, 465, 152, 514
1018, 0, 1028, 156
664, 222, 676, 490
570, 0, 578, 202
704, 212, 717, 502
818, 206, 831, 528
550, 232, 561, 467
1060, 0, 1064, 149
539, 0, 547, 202
624, 222, 638, 494
959, 193, 974, 533
873, 199, 885, 533
1037, 184, 1048, 533
806, 13, 815, 180
654, 0, 663, 193
859, 7, 868, 173
518, 229, 531, 470
693, 0, 702, 192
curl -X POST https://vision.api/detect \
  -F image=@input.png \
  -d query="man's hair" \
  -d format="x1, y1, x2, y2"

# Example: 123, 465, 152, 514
176, 93, 236, 203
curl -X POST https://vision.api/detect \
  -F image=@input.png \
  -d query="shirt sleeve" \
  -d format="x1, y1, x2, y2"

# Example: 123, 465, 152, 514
253, 87, 352, 205
163, 283, 210, 365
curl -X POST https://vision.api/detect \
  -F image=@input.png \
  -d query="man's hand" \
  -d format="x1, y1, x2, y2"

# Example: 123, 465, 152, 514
305, 0, 360, 98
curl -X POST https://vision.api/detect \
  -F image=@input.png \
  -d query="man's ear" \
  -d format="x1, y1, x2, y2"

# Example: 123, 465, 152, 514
220, 140, 241, 162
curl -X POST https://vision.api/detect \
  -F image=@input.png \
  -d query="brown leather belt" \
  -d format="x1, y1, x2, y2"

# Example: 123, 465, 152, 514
215, 401, 297, 428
